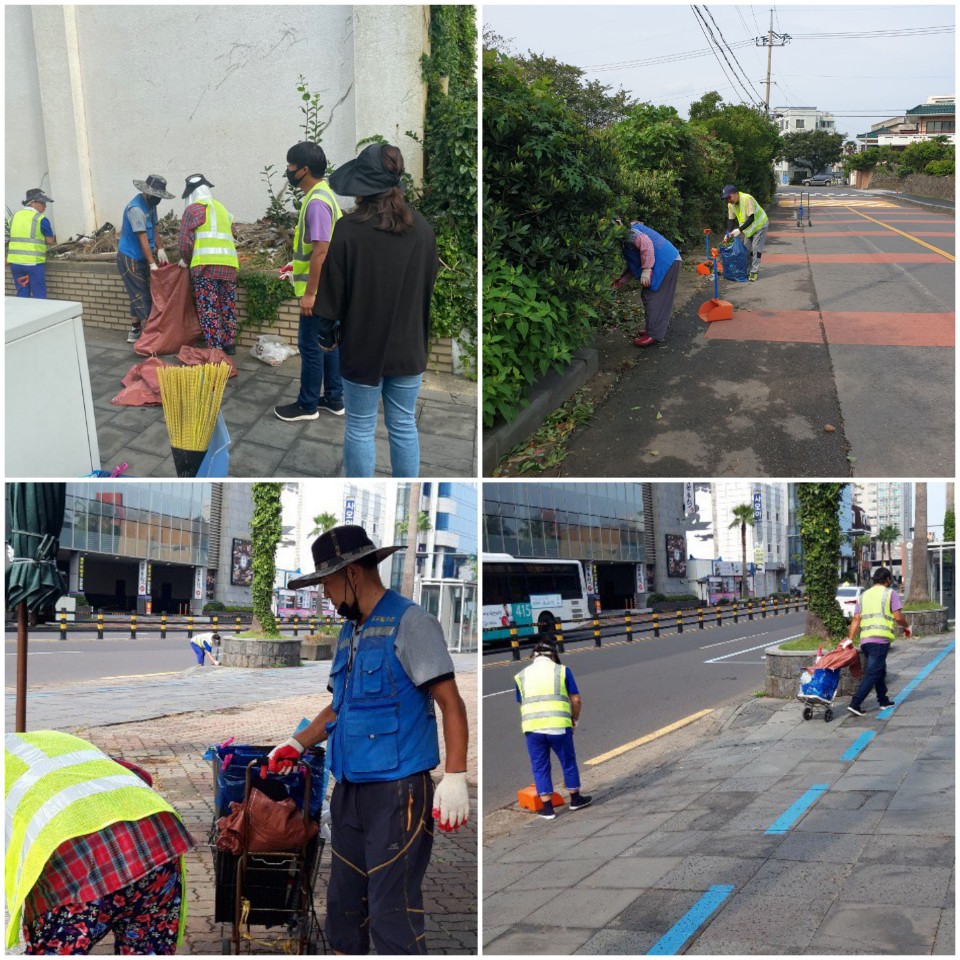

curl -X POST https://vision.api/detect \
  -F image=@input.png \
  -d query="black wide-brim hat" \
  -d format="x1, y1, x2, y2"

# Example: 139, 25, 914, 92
328, 143, 402, 198
133, 174, 175, 199
287, 525, 403, 589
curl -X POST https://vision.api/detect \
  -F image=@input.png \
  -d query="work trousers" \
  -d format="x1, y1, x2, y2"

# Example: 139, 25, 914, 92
10, 263, 47, 298
639, 258, 681, 341
852, 641, 891, 708
744, 223, 768, 273
297, 312, 343, 411
326, 772, 435, 955
525, 729, 581, 796
116, 253, 152, 323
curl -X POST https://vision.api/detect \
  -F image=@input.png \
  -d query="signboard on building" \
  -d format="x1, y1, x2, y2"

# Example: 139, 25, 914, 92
635, 564, 645, 593
583, 562, 597, 594
666, 534, 686, 578
137, 560, 151, 598
683, 483, 696, 517
713, 560, 743, 577
754, 546, 764, 564
206, 569, 217, 600
194, 567, 205, 601
753, 492, 762, 522
77, 555, 85, 591
344, 497, 355, 524
231, 539, 253, 585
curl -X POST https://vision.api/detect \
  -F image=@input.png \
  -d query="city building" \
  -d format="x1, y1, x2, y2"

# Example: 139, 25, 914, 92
773, 105, 841, 183
855, 96, 955, 151
853, 481, 912, 557
645, 484, 688, 596
483, 482, 646, 609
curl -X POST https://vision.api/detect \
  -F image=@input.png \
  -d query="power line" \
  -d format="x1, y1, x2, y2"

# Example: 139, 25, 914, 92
690, 5, 747, 105
702, 6, 765, 106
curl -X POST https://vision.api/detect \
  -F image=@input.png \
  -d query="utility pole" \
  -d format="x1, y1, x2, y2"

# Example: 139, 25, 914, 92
756, 8, 791, 116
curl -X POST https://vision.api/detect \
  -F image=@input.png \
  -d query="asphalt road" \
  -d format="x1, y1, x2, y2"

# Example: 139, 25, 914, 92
4, 633, 200, 687
482, 611, 808, 813
561, 188, 954, 477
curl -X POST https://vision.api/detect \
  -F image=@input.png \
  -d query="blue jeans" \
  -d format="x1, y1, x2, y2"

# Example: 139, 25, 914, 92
341, 374, 423, 477
10, 263, 46, 298
297, 314, 343, 411
852, 641, 890, 707
525, 729, 581, 796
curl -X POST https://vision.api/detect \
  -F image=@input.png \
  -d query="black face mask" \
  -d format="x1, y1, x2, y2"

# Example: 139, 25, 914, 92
286, 167, 306, 187
146, 195, 162, 208
337, 575, 362, 623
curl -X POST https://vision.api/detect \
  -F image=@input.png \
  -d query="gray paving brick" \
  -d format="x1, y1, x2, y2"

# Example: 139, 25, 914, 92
811, 902, 941, 954
525, 886, 643, 928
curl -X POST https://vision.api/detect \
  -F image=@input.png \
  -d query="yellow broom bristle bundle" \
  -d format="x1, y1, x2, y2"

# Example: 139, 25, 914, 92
157, 362, 230, 452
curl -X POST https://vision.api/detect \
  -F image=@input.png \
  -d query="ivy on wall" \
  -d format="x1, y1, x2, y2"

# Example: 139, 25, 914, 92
797, 484, 847, 641
250, 483, 283, 638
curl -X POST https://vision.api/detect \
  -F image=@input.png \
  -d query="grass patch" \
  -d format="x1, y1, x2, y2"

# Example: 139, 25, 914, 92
779, 634, 854, 651
903, 601, 943, 611
233, 630, 284, 640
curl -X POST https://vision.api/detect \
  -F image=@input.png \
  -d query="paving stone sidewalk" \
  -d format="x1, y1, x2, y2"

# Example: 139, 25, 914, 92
85, 329, 478, 477
484, 634, 955, 955
9, 656, 478, 955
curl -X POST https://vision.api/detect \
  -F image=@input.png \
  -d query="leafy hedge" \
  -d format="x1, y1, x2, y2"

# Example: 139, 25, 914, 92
797, 484, 847, 641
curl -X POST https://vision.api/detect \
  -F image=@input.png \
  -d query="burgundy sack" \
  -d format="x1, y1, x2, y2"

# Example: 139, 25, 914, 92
177, 345, 239, 379
134, 263, 203, 356
112, 356, 170, 406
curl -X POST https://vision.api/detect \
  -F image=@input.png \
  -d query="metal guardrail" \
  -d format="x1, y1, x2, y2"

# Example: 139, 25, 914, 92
486, 597, 810, 660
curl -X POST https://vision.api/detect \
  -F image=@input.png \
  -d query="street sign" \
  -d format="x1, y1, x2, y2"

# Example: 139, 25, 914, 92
194, 567, 205, 600
344, 497, 355, 524
753, 492, 762, 521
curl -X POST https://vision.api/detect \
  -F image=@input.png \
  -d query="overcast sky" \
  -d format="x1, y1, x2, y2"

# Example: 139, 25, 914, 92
484, 3, 955, 140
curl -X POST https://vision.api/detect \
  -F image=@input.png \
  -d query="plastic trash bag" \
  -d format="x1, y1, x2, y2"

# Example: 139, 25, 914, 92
111, 356, 170, 406
177, 345, 239, 378
135, 263, 203, 356
251, 334, 298, 366
720, 236, 749, 283
800, 667, 840, 701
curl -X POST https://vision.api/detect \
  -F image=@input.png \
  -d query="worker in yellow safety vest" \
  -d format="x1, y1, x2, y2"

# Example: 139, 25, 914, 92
5, 730, 194, 954
515, 641, 592, 819
7, 188, 56, 298
275, 140, 345, 423
721, 183, 769, 282
846, 567, 911, 716
178, 173, 240, 354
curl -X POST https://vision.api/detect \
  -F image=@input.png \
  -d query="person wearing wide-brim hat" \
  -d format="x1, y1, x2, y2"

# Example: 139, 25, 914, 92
313, 143, 441, 477
7, 189, 57, 299
117, 174, 175, 343
268, 524, 469, 955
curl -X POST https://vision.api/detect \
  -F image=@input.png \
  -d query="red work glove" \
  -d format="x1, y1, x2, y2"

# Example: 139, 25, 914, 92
903, 626, 911, 638
278, 263, 294, 283
267, 737, 304, 775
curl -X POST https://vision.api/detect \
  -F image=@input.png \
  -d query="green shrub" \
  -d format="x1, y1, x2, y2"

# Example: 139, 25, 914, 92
924, 158, 955, 177
203, 601, 225, 613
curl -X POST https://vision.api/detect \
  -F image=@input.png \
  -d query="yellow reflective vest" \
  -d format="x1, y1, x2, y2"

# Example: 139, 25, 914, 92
858, 584, 896, 642
516, 657, 572, 733
190, 198, 238, 269
4, 731, 188, 949
292, 180, 342, 297
727, 192, 769, 238
7, 209, 47, 265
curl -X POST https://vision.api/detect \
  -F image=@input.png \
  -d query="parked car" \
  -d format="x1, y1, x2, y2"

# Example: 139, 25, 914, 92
802, 174, 839, 186
835, 584, 863, 618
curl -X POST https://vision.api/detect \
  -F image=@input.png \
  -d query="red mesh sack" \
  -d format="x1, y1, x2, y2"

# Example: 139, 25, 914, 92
134, 263, 202, 356
112, 356, 170, 406
177, 345, 239, 379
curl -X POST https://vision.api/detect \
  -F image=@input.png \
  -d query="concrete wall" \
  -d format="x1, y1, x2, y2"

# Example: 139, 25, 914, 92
215, 482, 255, 608
3, 261, 455, 372
6, 5, 428, 237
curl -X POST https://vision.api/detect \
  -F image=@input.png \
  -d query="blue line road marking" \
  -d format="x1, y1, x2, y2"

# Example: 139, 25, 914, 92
878, 640, 955, 718
764, 784, 830, 835
841, 730, 877, 761
647, 884, 736, 955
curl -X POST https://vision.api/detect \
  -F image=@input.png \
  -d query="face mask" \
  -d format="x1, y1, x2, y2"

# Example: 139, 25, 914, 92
337, 574, 362, 622
146, 195, 162, 208
286, 167, 306, 187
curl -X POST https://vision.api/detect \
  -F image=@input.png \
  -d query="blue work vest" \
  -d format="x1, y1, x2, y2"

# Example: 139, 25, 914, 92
624, 223, 681, 291
326, 590, 441, 783
118, 194, 157, 261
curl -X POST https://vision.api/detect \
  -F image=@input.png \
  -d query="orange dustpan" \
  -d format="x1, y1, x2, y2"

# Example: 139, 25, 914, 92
698, 254, 733, 322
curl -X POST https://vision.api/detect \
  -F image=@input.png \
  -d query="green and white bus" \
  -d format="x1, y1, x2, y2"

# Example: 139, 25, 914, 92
482, 554, 589, 645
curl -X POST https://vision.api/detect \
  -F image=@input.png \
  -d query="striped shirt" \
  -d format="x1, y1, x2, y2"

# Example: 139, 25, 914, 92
178, 203, 237, 281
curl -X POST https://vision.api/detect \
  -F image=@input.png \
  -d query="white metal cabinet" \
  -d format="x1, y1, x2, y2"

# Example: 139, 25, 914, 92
5, 297, 100, 476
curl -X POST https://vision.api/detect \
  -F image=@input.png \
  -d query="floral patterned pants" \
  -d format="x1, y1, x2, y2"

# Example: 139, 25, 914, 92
193, 276, 238, 349
24, 860, 182, 955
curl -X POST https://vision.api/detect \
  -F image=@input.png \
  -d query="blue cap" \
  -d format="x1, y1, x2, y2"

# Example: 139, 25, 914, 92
721, 185, 737, 199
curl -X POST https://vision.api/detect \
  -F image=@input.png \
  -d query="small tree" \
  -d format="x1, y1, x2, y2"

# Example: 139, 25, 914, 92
250, 483, 283, 638
778, 129, 845, 177
852, 535, 872, 583
729, 504, 756, 599
797, 484, 847, 641
309, 512, 338, 538
906, 483, 930, 603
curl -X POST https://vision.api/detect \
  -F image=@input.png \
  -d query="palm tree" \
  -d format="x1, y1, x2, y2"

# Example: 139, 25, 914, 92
729, 504, 756, 598
878, 524, 900, 569
309, 512, 338, 537
852, 535, 871, 583
906, 483, 929, 603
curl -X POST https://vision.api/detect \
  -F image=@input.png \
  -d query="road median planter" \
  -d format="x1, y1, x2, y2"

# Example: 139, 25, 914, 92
765, 646, 861, 699
300, 636, 335, 661
221, 636, 301, 668
902, 607, 949, 637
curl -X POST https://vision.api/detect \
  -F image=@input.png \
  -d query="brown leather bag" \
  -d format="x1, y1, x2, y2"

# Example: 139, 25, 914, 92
215, 788, 318, 854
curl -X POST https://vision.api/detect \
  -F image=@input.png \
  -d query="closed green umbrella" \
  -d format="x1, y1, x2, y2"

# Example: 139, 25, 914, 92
6, 483, 67, 732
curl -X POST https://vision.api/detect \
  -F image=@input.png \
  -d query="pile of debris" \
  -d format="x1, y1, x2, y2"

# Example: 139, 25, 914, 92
48, 214, 291, 266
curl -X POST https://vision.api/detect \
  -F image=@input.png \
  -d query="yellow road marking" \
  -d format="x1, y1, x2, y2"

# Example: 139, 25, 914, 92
586, 709, 715, 766
99, 671, 180, 680
843, 205, 955, 261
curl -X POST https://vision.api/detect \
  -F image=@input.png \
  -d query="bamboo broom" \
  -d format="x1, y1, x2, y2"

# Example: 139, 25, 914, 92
157, 362, 230, 476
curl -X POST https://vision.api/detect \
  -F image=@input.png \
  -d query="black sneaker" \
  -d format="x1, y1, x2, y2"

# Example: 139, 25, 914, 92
222, 342, 237, 356
318, 397, 345, 417
538, 800, 556, 820
127, 325, 141, 343
877, 699, 895, 709
847, 704, 865, 717
569, 793, 593, 811
275, 402, 319, 422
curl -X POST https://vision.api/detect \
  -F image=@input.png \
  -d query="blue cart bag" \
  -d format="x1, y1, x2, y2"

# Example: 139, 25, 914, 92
800, 667, 840, 701
720, 237, 749, 282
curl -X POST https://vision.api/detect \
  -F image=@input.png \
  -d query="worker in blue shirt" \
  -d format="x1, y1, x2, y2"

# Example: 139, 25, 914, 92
7, 189, 56, 298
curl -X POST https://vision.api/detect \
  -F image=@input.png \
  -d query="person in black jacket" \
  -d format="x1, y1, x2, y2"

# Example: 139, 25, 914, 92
316, 144, 439, 477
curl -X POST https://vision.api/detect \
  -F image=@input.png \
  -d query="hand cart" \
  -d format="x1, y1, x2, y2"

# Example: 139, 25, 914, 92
209, 744, 328, 954
796, 191, 812, 228
797, 667, 839, 722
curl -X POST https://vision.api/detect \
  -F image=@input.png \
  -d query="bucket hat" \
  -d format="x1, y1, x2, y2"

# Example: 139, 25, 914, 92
329, 144, 402, 198
287, 525, 403, 589
23, 188, 53, 205
133, 174, 175, 199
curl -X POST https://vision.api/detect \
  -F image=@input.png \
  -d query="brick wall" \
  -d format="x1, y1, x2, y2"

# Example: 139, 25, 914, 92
5, 260, 455, 373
